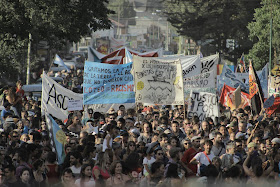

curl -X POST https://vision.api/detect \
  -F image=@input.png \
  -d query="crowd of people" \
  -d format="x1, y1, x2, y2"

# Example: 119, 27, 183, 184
0, 68, 280, 187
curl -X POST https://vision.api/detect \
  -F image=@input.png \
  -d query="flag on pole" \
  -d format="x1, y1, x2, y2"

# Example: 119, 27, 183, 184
249, 60, 264, 115
54, 54, 71, 72
45, 113, 66, 164
239, 55, 247, 72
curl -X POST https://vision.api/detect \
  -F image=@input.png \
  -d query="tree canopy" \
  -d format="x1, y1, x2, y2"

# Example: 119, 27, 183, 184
164, 0, 261, 59
0, 0, 113, 83
247, 0, 280, 70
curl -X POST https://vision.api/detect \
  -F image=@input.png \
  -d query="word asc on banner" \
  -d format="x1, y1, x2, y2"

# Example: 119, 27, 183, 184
46, 83, 73, 110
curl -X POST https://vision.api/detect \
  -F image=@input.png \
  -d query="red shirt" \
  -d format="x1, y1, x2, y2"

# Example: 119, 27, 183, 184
92, 166, 110, 180
181, 147, 199, 175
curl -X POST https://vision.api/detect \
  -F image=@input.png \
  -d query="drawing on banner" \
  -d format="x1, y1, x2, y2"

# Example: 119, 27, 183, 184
201, 54, 219, 73
269, 76, 280, 96
219, 65, 248, 92
187, 91, 219, 122
132, 56, 184, 105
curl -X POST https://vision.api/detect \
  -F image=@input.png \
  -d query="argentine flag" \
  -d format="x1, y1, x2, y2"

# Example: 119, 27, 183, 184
54, 54, 71, 72
45, 113, 66, 164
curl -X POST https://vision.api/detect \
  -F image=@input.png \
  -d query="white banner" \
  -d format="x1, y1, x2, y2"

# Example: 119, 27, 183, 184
184, 70, 215, 89
42, 72, 83, 121
201, 54, 219, 73
132, 56, 184, 105
268, 76, 280, 97
187, 91, 219, 122
157, 55, 201, 78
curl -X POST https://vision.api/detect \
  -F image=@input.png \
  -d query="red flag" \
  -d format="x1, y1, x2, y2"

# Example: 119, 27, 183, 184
219, 84, 250, 110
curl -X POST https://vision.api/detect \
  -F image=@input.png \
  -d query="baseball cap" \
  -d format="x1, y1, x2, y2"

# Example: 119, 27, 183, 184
247, 142, 257, 148
271, 138, 280, 144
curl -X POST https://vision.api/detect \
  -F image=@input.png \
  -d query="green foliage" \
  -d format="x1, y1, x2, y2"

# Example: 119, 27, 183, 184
164, 0, 261, 56
0, 0, 113, 83
247, 0, 280, 70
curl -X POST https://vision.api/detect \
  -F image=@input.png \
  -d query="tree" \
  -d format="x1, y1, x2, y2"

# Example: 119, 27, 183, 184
163, 0, 261, 58
0, 0, 113, 83
247, 0, 280, 70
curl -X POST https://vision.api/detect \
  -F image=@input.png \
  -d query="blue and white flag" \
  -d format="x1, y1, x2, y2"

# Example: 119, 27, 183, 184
45, 113, 66, 164
54, 54, 70, 72
83, 61, 135, 104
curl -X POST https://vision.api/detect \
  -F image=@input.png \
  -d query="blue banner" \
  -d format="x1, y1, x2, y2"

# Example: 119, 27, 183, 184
218, 65, 249, 93
83, 61, 135, 104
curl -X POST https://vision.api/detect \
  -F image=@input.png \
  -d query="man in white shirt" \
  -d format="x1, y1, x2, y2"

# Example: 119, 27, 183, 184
190, 140, 215, 176
69, 151, 82, 178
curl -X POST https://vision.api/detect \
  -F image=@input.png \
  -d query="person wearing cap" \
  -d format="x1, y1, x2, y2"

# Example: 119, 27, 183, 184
81, 108, 94, 126
211, 132, 226, 157
190, 140, 215, 176
181, 136, 201, 176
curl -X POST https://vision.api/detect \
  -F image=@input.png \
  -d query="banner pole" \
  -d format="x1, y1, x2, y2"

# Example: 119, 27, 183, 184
183, 103, 186, 120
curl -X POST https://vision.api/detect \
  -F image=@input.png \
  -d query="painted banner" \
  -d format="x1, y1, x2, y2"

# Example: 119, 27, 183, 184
201, 54, 219, 73
219, 84, 250, 110
249, 61, 258, 99
187, 91, 219, 122
41, 72, 83, 121
83, 61, 135, 105
184, 70, 215, 89
218, 64, 248, 93
132, 56, 184, 105
268, 76, 280, 97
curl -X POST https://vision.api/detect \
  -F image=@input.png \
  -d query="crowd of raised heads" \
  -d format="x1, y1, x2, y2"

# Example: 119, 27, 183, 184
0, 69, 280, 187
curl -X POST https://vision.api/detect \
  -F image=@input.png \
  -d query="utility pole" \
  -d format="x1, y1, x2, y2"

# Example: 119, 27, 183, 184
165, 21, 169, 51
269, 0, 273, 74
26, 33, 32, 85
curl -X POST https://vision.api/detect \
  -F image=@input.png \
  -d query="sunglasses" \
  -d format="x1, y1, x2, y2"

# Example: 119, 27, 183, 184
129, 144, 136, 147
157, 153, 163, 155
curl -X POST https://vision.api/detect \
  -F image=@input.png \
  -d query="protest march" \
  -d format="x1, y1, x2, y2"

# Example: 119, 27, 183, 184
1, 46, 280, 187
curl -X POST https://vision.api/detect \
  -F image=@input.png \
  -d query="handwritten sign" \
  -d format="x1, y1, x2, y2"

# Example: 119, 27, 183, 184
184, 70, 215, 89
83, 61, 135, 104
68, 100, 83, 111
132, 56, 184, 105
187, 91, 219, 122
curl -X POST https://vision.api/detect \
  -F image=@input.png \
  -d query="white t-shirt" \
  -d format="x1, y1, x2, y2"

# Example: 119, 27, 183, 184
194, 152, 215, 175
102, 134, 113, 152
143, 157, 156, 176
70, 165, 81, 177
75, 178, 96, 187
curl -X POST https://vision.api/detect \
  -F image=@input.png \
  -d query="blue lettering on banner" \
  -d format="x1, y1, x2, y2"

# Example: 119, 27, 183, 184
83, 61, 135, 104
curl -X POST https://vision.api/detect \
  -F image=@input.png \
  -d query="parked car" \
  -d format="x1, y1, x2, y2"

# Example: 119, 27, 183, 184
22, 77, 64, 98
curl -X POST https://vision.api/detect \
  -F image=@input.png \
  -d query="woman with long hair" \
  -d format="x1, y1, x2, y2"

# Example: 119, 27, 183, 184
92, 152, 110, 181
122, 141, 137, 161
75, 164, 95, 187
106, 161, 130, 186
138, 121, 152, 144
